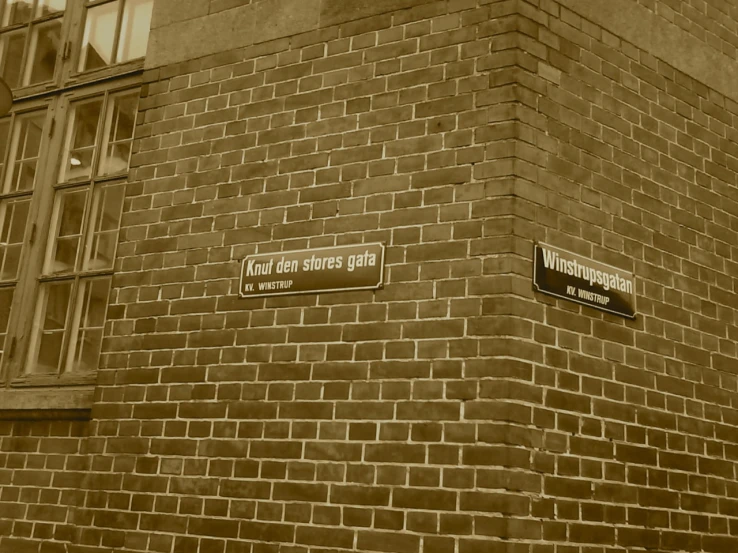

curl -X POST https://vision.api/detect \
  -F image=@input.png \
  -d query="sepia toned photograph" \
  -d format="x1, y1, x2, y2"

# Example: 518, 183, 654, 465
0, 0, 737, 552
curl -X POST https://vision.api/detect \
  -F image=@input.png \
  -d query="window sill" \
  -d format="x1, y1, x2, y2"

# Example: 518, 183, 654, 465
7, 81, 58, 102
0, 386, 93, 420
9, 60, 145, 104
64, 59, 145, 89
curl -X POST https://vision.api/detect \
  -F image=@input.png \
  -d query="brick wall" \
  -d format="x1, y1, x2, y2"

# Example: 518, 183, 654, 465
80, 1, 532, 551
0, 419, 88, 552
513, 0, 738, 550
1, 0, 737, 552
638, 0, 738, 57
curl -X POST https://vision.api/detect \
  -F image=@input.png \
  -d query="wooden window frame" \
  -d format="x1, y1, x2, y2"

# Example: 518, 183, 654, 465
1, 79, 139, 391
0, 97, 55, 369
0, 0, 149, 413
68, 0, 150, 86
2, 0, 151, 99
0, 0, 71, 97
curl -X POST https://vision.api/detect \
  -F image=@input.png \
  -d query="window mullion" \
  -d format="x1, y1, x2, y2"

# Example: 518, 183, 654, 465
59, 0, 83, 83
75, 180, 96, 279
19, 23, 34, 86
91, 91, 109, 179
75, 92, 114, 278
57, 274, 82, 375
110, 0, 125, 65
0, 114, 14, 184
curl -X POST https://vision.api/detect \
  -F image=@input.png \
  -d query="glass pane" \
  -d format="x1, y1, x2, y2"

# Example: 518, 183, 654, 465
35, 0, 65, 17
99, 90, 137, 175
0, 197, 29, 280
78, 0, 118, 72
45, 188, 88, 274
0, 119, 9, 179
117, 0, 151, 62
1, 0, 33, 26
0, 287, 12, 354
27, 280, 72, 374
83, 182, 123, 270
61, 98, 102, 181
3, 111, 44, 193
0, 29, 26, 89
65, 276, 110, 372
25, 18, 61, 85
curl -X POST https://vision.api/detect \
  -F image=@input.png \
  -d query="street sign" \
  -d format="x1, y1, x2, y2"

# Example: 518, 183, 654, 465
240, 242, 385, 298
533, 242, 636, 318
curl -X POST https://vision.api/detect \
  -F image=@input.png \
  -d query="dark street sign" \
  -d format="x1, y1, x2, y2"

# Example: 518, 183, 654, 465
533, 242, 636, 319
240, 243, 385, 298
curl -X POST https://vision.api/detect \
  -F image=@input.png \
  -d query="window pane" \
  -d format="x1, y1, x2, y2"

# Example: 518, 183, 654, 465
99, 90, 137, 175
45, 188, 88, 274
0, 119, 9, 180
1, 0, 32, 26
0, 287, 12, 355
3, 111, 44, 193
0, 197, 29, 280
83, 182, 124, 271
65, 276, 110, 373
35, 0, 65, 17
117, 0, 151, 62
25, 18, 61, 85
0, 29, 26, 89
27, 280, 72, 374
61, 98, 102, 182
78, 0, 118, 72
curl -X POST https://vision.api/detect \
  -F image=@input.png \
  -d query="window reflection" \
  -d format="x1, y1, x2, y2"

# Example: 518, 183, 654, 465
99, 91, 137, 175
66, 276, 110, 372
0, 198, 30, 281
4, 112, 44, 193
0, 0, 65, 89
0, 287, 13, 355
117, 0, 152, 62
1, 0, 33, 26
45, 188, 88, 274
26, 17, 61, 85
78, 0, 152, 73
27, 280, 72, 374
0, 30, 25, 88
35, 0, 65, 17
61, 98, 102, 182
79, 0, 118, 72
0, 119, 9, 179
84, 183, 124, 271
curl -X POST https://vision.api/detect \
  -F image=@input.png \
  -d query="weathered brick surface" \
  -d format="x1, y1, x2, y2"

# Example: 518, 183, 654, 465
0, 420, 88, 552
508, 0, 738, 551
640, 0, 738, 58
2, 0, 738, 552
77, 1, 529, 551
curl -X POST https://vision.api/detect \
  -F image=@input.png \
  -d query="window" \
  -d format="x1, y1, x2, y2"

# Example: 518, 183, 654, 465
25, 88, 133, 377
0, 0, 65, 89
79, 0, 153, 72
0, 0, 149, 399
0, 0, 153, 95
0, 105, 49, 362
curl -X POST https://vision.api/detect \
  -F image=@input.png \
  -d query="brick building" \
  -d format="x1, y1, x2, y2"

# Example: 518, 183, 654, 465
1, 0, 737, 551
